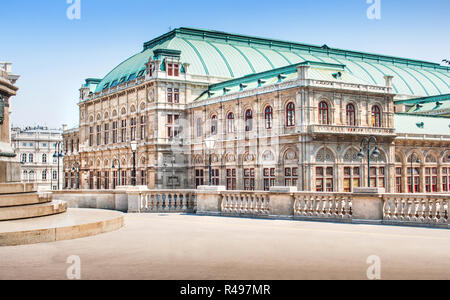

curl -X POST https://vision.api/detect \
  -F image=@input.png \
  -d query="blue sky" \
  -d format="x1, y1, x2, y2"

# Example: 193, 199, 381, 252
1, 0, 449, 129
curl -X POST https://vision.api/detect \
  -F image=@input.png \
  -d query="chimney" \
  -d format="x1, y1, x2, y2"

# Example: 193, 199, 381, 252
384, 75, 394, 88
297, 65, 310, 81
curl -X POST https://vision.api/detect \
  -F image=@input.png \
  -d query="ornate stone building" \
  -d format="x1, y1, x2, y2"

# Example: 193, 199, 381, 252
11, 126, 64, 191
64, 28, 450, 193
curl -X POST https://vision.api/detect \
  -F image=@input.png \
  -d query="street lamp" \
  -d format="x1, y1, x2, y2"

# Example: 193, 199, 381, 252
53, 142, 65, 190
72, 161, 80, 189
171, 155, 176, 190
204, 136, 215, 186
409, 153, 420, 193
112, 159, 121, 188
130, 141, 138, 186
358, 136, 380, 188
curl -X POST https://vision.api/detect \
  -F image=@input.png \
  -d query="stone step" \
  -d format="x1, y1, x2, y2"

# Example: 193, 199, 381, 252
0, 200, 67, 221
0, 208, 124, 246
0, 192, 52, 208
0, 183, 37, 194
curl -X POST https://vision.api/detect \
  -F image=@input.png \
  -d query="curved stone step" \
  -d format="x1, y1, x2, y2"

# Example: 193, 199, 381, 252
0, 200, 67, 221
0, 183, 37, 195
0, 208, 124, 246
0, 192, 52, 208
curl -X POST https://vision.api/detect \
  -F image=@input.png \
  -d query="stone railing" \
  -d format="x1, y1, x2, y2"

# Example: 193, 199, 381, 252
197, 187, 450, 228
220, 191, 270, 216
293, 193, 353, 220
137, 190, 197, 213
309, 124, 396, 136
54, 187, 450, 228
382, 194, 449, 227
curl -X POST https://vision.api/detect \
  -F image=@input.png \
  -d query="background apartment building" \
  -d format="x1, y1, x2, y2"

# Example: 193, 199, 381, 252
11, 125, 65, 191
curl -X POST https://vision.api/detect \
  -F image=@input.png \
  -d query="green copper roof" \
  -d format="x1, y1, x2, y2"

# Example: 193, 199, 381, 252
94, 27, 450, 96
394, 113, 450, 135
196, 61, 371, 101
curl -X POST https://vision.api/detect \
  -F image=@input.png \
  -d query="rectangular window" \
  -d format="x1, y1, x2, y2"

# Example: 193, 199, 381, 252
174, 89, 180, 103
104, 123, 109, 145
112, 121, 118, 143
407, 167, 421, 193
226, 169, 237, 190
140, 116, 146, 140
96, 125, 101, 146
443, 168, 449, 192
244, 168, 255, 191
167, 114, 180, 138
284, 167, 298, 187
395, 167, 403, 193
104, 171, 109, 190
96, 172, 101, 189
121, 120, 127, 142
425, 167, 438, 193
167, 88, 173, 103
113, 171, 118, 189
141, 170, 147, 186
130, 117, 137, 141
167, 63, 179, 77
212, 169, 220, 186
121, 170, 127, 186
263, 168, 276, 191
89, 127, 94, 146
316, 167, 333, 192
344, 167, 351, 193
195, 169, 204, 188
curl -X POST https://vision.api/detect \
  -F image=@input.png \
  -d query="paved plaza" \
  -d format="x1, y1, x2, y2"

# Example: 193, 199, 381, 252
1, 213, 450, 280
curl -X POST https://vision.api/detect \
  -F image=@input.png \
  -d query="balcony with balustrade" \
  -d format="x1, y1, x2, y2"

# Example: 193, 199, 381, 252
308, 124, 396, 137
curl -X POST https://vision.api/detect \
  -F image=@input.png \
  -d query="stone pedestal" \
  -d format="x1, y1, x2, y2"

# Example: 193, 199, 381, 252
352, 188, 384, 221
269, 186, 297, 218
0, 159, 21, 183
196, 186, 226, 215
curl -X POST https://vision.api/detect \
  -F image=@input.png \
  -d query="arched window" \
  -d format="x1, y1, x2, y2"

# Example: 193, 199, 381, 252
21, 154, 27, 163
346, 104, 356, 126
211, 115, 217, 135
245, 109, 253, 132
265, 106, 273, 129
318, 101, 329, 125
227, 113, 234, 133
42, 154, 47, 164
196, 118, 202, 137
371, 105, 381, 127
286, 102, 295, 127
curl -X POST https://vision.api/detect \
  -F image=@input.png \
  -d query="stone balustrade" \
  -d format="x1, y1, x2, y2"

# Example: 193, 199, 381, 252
53, 188, 450, 228
138, 190, 197, 213
382, 194, 449, 226
309, 124, 396, 136
293, 193, 353, 220
220, 191, 270, 216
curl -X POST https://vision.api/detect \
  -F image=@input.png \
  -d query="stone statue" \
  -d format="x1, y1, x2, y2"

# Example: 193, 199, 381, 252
0, 63, 21, 182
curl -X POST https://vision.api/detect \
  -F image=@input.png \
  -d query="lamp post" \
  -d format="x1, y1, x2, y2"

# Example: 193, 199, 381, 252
112, 159, 121, 188
53, 142, 64, 190
130, 141, 138, 186
204, 137, 215, 186
410, 153, 420, 193
72, 161, 80, 189
358, 136, 381, 188
171, 155, 176, 190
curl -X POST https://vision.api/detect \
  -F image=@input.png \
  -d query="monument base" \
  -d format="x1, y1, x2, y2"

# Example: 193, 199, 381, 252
0, 160, 21, 183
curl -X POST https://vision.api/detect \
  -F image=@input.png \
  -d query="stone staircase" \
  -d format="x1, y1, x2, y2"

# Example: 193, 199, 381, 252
0, 183, 124, 246
0, 183, 67, 221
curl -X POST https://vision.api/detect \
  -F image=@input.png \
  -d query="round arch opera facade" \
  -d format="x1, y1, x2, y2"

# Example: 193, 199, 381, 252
63, 28, 450, 193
